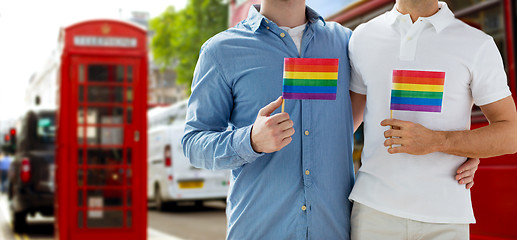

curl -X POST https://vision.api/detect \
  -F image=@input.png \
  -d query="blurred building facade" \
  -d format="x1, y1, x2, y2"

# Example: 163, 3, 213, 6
25, 11, 187, 112
25, 49, 61, 110
129, 11, 188, 107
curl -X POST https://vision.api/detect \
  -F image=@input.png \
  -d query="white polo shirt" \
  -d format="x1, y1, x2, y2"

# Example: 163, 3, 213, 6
349, 2, 511, 224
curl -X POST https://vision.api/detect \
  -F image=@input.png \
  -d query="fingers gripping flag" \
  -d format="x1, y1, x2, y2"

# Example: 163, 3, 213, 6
282, 58, 339, 100
390, 70, 445, 113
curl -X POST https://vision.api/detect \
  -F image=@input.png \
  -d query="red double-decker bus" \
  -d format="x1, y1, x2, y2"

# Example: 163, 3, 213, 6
230, 0, 516, 239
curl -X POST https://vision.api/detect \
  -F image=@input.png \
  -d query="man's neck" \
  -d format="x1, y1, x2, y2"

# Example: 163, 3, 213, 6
396, 0, 439, 23
260, 0, 307, 28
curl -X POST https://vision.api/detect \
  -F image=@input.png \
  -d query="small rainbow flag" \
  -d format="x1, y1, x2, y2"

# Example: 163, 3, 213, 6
390, 70, 445, 112
283, 58, 339, 100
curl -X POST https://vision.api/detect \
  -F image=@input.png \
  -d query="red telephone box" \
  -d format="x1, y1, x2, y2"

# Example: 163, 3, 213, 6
55, 19, 147, 240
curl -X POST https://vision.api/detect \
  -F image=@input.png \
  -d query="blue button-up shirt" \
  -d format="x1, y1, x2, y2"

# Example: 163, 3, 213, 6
0, 156, 10, 170
182, 5, 354, 240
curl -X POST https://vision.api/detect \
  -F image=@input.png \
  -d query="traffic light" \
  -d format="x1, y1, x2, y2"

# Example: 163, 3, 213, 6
2, 128, 17, 154
9, 128, 16, 152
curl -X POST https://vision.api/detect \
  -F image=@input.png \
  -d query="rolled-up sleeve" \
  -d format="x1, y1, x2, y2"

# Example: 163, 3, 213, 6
471, 37, 512, 106
348, 26, 367, 95
181, 43, 263, 170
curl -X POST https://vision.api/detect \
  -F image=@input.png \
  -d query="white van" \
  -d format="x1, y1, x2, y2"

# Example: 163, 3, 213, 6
147, 100, 230, 210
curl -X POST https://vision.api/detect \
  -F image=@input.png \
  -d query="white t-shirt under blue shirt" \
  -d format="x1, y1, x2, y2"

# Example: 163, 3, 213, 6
280, 23, 307, 55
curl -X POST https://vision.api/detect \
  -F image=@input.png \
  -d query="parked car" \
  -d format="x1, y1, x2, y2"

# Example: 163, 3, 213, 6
8, 110, 56, 232
147, 100, 230, 210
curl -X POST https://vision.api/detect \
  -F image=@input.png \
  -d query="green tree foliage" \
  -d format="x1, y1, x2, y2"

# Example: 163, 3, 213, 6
150, 0, 229, 92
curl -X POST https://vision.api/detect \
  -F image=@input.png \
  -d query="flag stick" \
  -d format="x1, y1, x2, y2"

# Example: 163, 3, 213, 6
281, 99, 285, 113
389, 110, 393, 149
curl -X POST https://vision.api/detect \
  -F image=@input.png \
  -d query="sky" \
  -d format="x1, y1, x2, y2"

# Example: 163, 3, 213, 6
0, 0, 187, 121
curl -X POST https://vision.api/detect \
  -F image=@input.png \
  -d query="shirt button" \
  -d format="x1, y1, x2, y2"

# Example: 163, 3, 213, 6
280, 32, 286, 38
304, 130, 309, 136
266, 26, 270, 30
305, 170, 310, 175
407, 36, 412, 41
301, 205, 307, 211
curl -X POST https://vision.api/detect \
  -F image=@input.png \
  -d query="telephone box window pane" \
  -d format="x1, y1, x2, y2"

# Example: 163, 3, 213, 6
127, 148, 132, 165
88, 65, 123, 83
86, 107, 124, 124
86, 127, 123, 145
78, 149, 83, 165
127, 190, 132, 206
78, 170, 84, 186
79, 64, 84, 83
87, 210, 123, 228
87, 86, 124, 103
78, 107, 84, 124
87, 169, 124, 186
127, 211, 132, 227
87, 190, 124, 206
127, 107, 133, 124
78, 211, 84, 228
78, 127, 84, 144
116, 66, 124, 82
126, 87, 133, 103
79, 86, 84, 103
87, 148, 123, 165
78, 190, 83, 206
127, 66, 133, 83
126, 169, 132, 186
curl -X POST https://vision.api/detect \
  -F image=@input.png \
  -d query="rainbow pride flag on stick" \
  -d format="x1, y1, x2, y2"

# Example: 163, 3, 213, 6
390, 70, 445, 113
282, 58, 339, 100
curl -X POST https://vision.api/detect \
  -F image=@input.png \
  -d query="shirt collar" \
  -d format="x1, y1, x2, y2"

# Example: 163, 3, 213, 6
247, 4, 325, 33
386, 1, 455, 33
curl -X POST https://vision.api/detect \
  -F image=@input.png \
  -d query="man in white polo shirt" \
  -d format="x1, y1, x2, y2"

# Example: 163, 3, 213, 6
348, 0, 517, 239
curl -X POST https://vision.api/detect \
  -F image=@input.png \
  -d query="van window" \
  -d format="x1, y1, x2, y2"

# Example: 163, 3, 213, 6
38, 116, 56, 144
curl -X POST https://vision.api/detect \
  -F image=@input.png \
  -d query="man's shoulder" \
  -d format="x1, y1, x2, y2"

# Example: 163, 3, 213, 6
322, 21, 352, 35
310, 21, 352, 47
200, 22, 253, 55
310, 21, 351, 43
353, 13, 387, 35
445, 19, 492, 42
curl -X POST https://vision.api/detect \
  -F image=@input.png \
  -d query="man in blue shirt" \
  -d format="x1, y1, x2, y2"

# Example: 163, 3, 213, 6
182, 0, 355, 239
0, 153, 11, 193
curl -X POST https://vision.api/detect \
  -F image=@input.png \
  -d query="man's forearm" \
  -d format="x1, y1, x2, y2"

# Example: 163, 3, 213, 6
182, 125, 262, 170
383, 96, 517, 157
436, 120, 517, 158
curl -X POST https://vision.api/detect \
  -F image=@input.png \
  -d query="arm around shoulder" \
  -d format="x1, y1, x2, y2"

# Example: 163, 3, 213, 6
350, 91, 366, 132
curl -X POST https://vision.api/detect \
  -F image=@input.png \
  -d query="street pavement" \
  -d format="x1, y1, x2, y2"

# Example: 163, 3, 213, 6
0, 195, 227, 240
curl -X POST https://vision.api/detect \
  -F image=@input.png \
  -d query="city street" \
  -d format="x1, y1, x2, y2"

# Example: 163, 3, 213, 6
0, 0, 516, 239
0, 195, 227, 240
